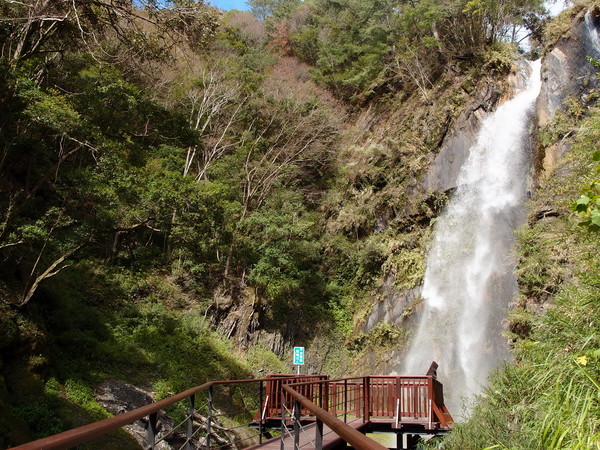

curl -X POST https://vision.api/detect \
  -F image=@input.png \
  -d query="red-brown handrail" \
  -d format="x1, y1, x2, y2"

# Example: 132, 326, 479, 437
13, 364, 453, 449
12, 378, 271, 450
282, 384, 388, 450
285, 372, 453, 429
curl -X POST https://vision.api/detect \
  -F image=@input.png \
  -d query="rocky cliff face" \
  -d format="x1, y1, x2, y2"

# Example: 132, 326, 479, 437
423, 81, 502, 194
539, 6, 600, 126
423, 59, 537, 195
538, 6, 600, 172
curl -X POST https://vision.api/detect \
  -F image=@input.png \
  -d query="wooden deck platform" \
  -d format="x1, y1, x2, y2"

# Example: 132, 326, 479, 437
245, 418, 367, 449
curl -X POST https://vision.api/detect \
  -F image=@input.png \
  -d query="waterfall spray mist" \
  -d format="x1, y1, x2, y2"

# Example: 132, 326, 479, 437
397, 60, 542, 418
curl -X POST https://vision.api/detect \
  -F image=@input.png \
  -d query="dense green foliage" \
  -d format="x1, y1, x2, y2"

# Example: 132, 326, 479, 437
0, 1, 337, 445
252, 0, 545, 102
572, 59, 600, 232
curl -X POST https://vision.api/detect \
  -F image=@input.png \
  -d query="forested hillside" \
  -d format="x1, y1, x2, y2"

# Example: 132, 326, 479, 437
0, 0, 598, 448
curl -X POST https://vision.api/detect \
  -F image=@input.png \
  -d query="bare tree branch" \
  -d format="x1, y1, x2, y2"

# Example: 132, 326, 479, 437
19, 240, 85, 307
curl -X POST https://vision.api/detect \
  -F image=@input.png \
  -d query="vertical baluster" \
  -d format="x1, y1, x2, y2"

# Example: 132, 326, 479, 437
280, 386, 286, 450
379, 379, 383, 416
318, 381, 323, 409
428, 377, 434, 428
259, 380, 264, 445
186, 394, 195, 450
293, 398, 301, 449
413, 380, 418, 418
364, 376, 371, 422
389, 379, 394, 417
395, 377, 401, 427
344, 379, 348, 423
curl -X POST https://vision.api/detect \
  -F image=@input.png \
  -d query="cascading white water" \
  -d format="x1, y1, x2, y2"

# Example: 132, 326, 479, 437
585, 10, 600, 52
398, 60, 542, 418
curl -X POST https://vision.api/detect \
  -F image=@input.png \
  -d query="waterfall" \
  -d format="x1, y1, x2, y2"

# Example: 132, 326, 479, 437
585, 10, 600, 53
397, 60, 542, 418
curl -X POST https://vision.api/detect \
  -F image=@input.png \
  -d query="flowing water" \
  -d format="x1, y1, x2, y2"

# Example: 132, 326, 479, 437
585, 10, 600, 53
397, 60, 542, 418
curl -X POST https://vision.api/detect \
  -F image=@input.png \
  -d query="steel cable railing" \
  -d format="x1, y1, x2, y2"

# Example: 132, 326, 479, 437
12, 379, 270, 450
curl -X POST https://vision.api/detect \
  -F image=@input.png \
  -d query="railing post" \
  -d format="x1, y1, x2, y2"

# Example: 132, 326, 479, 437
395, 376, 402, 428
206, 386, 213, 449
315, 417, 324, 449
324, 381, 329, 412
259, 380, 264, 445
293, 398, 301, 449
364, 376, 371, 423
146, 412, 158, 450
186, 394, 195, 450
428, 377, 434, 429
397, 432, 403, 450
318, 381, 323, 409
344, 379, 348, 423
280, 386, 286, 450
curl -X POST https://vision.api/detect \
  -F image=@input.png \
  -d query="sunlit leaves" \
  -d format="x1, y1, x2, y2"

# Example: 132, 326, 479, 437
572, 184, 600, 232
21, 89, 81, 135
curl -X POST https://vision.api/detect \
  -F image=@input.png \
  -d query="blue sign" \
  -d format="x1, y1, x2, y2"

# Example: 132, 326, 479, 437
293, 347, 305, 365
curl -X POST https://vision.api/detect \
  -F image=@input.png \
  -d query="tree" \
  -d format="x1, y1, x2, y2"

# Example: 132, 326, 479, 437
0, 0, 219, 74
175, 66, 245, 180
286, 0, 546, 101
248, 0, 301, 20
223, 97, 335, 277
241, 190, 325, 315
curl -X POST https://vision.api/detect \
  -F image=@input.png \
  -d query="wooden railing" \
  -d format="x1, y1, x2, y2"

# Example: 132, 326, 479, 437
275, 371, 453, 430
13, 362, 452, 449
12, 379, 270, 450
258, 374, 329, 418
281, 383, 387, 450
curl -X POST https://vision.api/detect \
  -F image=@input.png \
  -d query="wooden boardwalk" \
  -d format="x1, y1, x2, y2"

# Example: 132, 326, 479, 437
14, 363, 452, 450
245, 418, 367, 449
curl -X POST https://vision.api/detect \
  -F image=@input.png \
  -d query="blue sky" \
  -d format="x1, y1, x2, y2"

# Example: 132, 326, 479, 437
137, 0, 250, 11
208, 0, 250, 11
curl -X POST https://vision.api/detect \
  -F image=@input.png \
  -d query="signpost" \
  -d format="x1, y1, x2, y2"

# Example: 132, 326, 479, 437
293, 346, 304, 375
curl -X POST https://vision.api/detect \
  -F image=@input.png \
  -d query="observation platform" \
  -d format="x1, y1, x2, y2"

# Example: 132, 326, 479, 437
13, 362, 452, 450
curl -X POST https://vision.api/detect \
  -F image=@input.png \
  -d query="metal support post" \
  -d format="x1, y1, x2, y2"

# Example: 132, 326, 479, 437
206, 386, 213, 449
293, 399, 301, 449
280, 387, 286, 450
315, 417, 324, 449
146, 412, 158, 450
186, 394, 195, 450
407, 433, 421, 449
259, 380, 264, 445
397, 432, 404, 450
